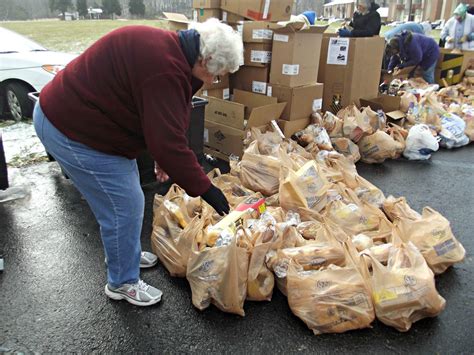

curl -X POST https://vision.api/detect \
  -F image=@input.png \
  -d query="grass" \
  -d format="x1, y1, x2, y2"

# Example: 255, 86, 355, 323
0, 19, 167, 53
1, 19, 441, 54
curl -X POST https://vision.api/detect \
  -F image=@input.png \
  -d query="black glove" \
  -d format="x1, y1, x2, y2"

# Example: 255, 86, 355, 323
201, 184, 230, 216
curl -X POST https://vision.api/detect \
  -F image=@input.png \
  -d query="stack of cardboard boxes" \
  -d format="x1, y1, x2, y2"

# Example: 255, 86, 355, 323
163, 1, 387, 161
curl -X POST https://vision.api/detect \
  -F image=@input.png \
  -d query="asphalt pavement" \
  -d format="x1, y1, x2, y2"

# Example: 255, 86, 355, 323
1, 145, 473, 354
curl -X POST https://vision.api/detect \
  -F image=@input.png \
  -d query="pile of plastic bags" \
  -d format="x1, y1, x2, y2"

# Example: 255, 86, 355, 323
151, 128, 465, 334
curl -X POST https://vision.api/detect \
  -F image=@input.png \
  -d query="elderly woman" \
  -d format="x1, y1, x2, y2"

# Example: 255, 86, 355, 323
338, 0, 381, 37
384, 21, 432, 41
33, 19, 243, 306
441, 3, 474, 50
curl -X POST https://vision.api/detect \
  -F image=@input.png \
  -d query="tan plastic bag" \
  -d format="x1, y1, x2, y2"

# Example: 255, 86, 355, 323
287, 241, 375, 335
383, 195, 421, 222
279, 161, 330, 213
365, 237, 446, 332
330, 137, 361, 162
340, 104, 374, 143
362, 106, 386, 132
322, 111, 344, 138
240, 141, 281, 196
385, 123, 407, 159
247, 226, 276, 301
186, 236, 249, 316
351, 175, 386, 208
151, 185, 204, 277
208, 169, 255, 208
400, 92, 417, 113
395, 207, 466, 274
357, 131, 399, 164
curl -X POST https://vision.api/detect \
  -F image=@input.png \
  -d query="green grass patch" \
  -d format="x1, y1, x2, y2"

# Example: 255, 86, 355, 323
0, 19, 167, 53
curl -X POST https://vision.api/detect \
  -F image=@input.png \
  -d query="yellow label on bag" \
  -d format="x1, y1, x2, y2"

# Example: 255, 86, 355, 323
373, 289, 398, 304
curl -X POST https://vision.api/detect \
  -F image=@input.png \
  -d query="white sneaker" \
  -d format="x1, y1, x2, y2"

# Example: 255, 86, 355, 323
105, 280, 162, 306
105, 251, 158, 269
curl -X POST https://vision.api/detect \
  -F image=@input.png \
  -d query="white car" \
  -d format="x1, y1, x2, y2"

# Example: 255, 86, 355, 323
0, 27, 77, 121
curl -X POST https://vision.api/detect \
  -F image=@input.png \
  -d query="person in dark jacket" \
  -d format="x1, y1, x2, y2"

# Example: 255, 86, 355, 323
32, 19, 243, 306
387, 31, 440, 84
338, 0, 381, 37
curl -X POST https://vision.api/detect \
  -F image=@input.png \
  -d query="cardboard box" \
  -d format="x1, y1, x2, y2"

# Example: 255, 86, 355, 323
220, 0, 293, 21
359, 95, 405, 120
237, 21, 279, 43
162, 12, 189, 31
221, 10, 246, 24
193, 0, 220, 8
193, 8, 221, 22
205, 120, 245, 157
277, 117, 311, 138
205, 89, 286, 130
244, 43, 272, 67
270, 24, 327, 88
202, 73, 230, 90
269, 83, 323, 121
318, 35, 385, 113
230, 66, 270, 95
197, 88, 230, 100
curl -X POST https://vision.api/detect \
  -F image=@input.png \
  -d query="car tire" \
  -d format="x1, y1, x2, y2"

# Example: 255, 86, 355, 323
5, 82, 33, 122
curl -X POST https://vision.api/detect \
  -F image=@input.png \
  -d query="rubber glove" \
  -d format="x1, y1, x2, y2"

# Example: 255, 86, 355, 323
201, 184, 230, 216
338, 28, 352, 37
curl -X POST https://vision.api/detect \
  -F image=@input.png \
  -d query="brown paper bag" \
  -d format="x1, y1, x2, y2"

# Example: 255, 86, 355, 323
287, 241, 375, 335
394, 207, 466, 274
357, 131, 400, 164
186, 236, 249, 316
365, 237, 446, 332
383, 195, 421, 222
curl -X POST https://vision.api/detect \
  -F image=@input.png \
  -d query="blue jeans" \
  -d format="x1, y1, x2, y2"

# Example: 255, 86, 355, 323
423, 62, 436, 84
33, 103, 142, 288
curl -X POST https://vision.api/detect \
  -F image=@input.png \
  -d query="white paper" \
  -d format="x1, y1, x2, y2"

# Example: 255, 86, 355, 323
271, 120, 285, 139
202, 90, 208, 96
222, 11, 228, 22
223, 88, 230, 100
263, 0, 270, 19
266, 85, 273, 97
327, 37, 350, 66
252, 81, 267, 94
252, 29, 273, 40
273, 34, 289, 42
193, 10, 198, 22
237, 24, 243, 37
204, 128, 209, 143
251, 50, 272, 63
282, 64, 299, 76
312, 98, 323, 111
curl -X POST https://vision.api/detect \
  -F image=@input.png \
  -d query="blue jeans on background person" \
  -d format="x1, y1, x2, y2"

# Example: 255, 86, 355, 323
33, 102, 142, 288
423, 62, 437, 84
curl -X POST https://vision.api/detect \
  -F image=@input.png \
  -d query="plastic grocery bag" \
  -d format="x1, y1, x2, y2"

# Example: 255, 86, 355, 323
461, 107, 474, 141
322, 111, 344, 138
357, 131, 400, 164
287, 241, 375, 335
340, 104, 374, 143
351, 175, 386, 208
362, 106, 386, 132
364, 237, 446, 332
207, 169, 254, 208
400, 92, 417, 113
240, 141, 281, 196
186, 236, 249, 316
382, 195, 421, 222
395, 207, 466, 274
330, 137, 361, 162
385, 123, 407, 159
279, 161, 330, 212
438, 113, 469, 149
151, 185, 205, 277
403, 124, 439, 160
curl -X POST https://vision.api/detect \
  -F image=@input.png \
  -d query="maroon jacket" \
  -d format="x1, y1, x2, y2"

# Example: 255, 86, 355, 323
40, 26, 210, 196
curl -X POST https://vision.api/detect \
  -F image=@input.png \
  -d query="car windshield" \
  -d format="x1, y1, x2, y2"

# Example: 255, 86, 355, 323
0, 27, 47, 53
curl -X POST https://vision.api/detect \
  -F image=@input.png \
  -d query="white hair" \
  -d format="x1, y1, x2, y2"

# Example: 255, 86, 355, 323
190, 18, 243, 75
